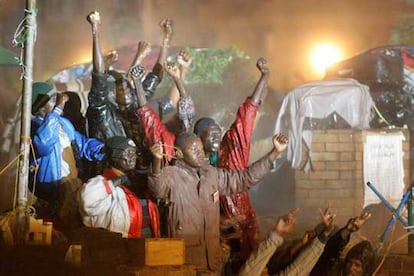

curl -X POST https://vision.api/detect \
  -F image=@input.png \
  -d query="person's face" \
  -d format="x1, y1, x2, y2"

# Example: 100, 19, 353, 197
345, 258, 364, 276
181, 136, 208, 168
200, 125, 222, 153
116, 80, 134, 111
114, 147, 137, 171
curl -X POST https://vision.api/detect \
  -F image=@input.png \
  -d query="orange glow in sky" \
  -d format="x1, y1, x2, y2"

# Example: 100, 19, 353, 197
310, 43, 343, 77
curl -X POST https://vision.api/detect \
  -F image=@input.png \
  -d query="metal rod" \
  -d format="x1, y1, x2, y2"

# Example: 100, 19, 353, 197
366, 182, 409, 244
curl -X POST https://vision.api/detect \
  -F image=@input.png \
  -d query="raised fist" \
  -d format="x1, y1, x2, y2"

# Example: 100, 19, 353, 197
256, 57, 269, 76
87, 11, 101, 26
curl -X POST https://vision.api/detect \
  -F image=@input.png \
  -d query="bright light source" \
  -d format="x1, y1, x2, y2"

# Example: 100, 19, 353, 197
310, 44, 342, 76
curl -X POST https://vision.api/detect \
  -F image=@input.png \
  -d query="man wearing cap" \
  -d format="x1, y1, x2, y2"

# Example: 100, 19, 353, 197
30, 81, 105, 230
77, 136, 160, 238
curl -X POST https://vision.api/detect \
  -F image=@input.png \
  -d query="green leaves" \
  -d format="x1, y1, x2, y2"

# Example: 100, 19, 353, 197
185, 46, 249, 84
168, 46, 249, 85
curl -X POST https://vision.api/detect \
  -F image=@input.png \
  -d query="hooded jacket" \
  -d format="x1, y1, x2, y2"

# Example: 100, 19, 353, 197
31, 106, 105, 186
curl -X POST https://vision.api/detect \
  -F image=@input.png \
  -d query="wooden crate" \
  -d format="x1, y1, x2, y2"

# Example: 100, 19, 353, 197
126, 238, 185, 266
117, 264, 196, 276
26, 217, 52, 245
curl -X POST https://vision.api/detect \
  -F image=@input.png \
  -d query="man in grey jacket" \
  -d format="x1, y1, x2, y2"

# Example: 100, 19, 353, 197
149, 132, 288, 275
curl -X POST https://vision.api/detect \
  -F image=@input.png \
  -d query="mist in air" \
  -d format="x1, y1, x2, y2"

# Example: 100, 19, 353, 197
0, 0, 406, 232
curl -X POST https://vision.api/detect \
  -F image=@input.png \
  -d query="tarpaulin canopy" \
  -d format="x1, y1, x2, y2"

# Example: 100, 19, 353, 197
325, 45, 414, 128
274, 78, 375, 171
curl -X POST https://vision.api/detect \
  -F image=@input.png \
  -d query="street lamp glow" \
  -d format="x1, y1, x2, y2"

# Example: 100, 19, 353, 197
311, 44, 342, 76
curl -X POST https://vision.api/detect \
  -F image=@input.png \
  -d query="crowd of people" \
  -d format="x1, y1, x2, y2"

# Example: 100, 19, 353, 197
17, 10, 379, 276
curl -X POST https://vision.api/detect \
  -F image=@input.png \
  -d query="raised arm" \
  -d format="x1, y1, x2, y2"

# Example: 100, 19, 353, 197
239, 209, 298, 276
268, 133, 289, 162
166, 50, 193, 108
310, 212, 371, 276
86, 11, 126, 140
131, 46, 177, 161
178, 50, 192, 81
129, 40, 152, 70
218, 57, 270, 170
129, 41, 152, 107
165, 62, 188, 99
277, 206, 337, 276
139, 18, 173, 100
310, 213, 371, 275
103, 49, 118, 72
33, 93, 69, 156
164, 61, 194, 132
250, 57, 269, 105
157, 18, 173, 69
216, 133, 288, 196
87, 11, 104, 74
147, 141, 172, 198
339, 212, 371, 240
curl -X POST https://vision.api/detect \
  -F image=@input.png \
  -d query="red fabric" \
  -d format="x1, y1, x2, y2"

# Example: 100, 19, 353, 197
147, 195, 160, 238
218, 98, 258, 170
402, 48, 414, 69
102, 168, 147, 238
120, 185, 142, 238
136, 103, 176, 161
102, 168, 120, 180
218, 98, 261, 260
103, 180, 112, 195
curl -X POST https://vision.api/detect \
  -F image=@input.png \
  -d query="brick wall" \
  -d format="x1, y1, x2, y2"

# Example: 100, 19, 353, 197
376, 254, 414, 275
294, 128, 410, 229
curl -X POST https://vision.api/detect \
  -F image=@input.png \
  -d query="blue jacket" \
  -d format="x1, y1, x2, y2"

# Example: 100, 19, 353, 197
31, 107, 105, 184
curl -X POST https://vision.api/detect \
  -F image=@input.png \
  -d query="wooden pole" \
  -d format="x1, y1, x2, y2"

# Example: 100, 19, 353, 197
15, 0, 37, 244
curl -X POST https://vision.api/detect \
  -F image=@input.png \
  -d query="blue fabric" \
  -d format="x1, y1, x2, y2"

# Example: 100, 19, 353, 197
139, 199, 153, 238
209, 151, 218, 166
31, 108, 105, 184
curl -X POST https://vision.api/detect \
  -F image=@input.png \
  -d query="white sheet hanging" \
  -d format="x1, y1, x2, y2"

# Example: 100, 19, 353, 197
363, 132, 405, 208
274, 78, 374, 171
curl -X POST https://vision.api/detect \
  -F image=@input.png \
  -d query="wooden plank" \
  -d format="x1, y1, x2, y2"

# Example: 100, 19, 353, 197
127, 238, 185, 266
117, 264, 196, 276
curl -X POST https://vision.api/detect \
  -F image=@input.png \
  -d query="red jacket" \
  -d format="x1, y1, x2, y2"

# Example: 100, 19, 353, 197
218, 98, 260, 260
136, 103, 176, 163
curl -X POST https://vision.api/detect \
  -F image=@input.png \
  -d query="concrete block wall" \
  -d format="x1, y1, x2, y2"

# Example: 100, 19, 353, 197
294, 128, 410, 229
